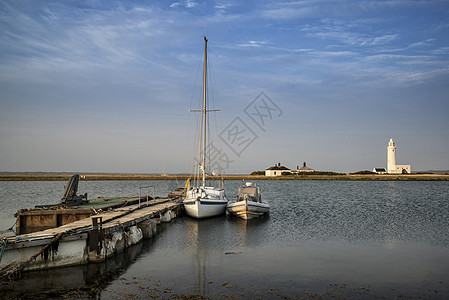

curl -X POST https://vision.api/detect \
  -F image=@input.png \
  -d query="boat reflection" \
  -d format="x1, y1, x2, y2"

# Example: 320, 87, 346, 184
183, 216, 227, 296
182, 214, 270, 296
226, 213, 270, 249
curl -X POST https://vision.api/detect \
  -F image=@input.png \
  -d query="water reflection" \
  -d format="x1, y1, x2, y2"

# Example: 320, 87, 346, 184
183, 216, 227, 296
226, 214, 270, 248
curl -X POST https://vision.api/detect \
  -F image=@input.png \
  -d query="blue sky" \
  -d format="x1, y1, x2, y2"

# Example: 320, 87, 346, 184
1, 0, 448, 174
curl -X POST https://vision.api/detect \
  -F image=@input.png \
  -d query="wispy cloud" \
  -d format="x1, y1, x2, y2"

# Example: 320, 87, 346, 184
213, 1, 235, 17
366, 34, 397, 46
309, 50, 359, 57
374, 39, 437, 53
431, 46, 449, 55
237, 40, 268, 47
215, 4, 232, 9
293, 48, 312, 52
364, 54, 436, 65
408, 39, 435, 48
170, 0, 198, 8
300, 22, 398, 47
0, 1, 195, 70
260, 0, 448, 20
385, 67, 449, 85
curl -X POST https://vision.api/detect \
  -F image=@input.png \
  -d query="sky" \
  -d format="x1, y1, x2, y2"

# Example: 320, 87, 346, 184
1, 0, 448, 174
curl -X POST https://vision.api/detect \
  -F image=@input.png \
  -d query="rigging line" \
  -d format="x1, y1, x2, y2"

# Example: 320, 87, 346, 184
194, 113, 201, 188
206, 55, 210, 177
189, 51, 203, 112
186, 99, 195, 180
208, 51, 224, 176
208, 60, 215, 178
196, 68, 205, 187
191, 55, 206, 188
209, 58, 221, 143
190, 106, 202, 188
207, 55, 220, 181
0, 221, 16, 236
186, 54, 203, 179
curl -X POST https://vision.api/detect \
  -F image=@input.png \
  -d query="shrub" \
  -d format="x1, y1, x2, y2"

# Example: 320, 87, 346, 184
281, 172, 294, 176
350, 170, 376, 175
299, 171, 346, 176
250, 171, 265, 175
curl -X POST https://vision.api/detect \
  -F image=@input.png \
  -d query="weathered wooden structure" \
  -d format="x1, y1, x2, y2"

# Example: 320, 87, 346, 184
14, 196, 143, 234
1, 198, 182, 280
13, 174, 148, 235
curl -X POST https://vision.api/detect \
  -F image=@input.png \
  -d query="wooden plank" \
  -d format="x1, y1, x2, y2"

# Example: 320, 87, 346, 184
108, 202, 178, 227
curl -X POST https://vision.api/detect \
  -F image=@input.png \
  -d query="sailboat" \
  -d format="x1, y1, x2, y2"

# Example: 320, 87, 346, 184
183, 37, 228, 219
161, 163, 168, 176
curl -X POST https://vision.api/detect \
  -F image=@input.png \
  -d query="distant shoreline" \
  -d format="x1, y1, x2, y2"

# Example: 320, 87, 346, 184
0, 174, 448, 181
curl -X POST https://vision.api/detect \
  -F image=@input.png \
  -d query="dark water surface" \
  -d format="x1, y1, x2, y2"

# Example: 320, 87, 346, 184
1, 180, 448, 299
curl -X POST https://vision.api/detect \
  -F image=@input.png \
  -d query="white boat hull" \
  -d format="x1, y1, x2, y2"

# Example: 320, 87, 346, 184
184, 198, 228, 218
226, 200, 270, 220
183, 187, 228, 218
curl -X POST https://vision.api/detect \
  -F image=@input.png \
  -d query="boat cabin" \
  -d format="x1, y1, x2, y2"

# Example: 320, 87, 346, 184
237, 182, 261, 203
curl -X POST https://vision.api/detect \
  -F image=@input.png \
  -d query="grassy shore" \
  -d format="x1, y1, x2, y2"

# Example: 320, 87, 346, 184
222, 174, 449, 181
0, 174, 448, 181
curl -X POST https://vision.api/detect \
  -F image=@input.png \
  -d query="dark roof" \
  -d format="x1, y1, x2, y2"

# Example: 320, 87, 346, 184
266, 165, 290, 171
374, 168, 386, 172
298, 166, 313, 171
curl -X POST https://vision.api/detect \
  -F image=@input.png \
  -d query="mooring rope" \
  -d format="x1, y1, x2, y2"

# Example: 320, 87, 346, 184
0, 239, 7, 263
0, 221, 16, 235
0, 232, 64, 280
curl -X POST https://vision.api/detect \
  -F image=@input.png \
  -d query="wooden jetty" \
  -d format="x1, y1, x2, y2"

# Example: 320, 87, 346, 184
14, 196, 147, 234
0, 197, 182, 280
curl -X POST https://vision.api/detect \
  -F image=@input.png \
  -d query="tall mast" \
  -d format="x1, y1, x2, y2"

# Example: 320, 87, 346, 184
201, 36, 208, 188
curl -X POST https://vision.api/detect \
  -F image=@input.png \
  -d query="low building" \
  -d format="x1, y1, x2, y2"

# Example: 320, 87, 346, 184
265, 163, 290, 176
389, 165, 412, 174
295, 162, 314, 173
373, 168, 387, 174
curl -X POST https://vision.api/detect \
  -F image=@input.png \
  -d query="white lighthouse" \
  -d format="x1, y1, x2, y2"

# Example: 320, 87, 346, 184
386, 138, 411, 174
387, 138, 396, 173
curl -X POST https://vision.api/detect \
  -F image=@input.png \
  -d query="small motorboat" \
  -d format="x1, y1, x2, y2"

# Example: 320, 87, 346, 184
226, 182, 269, 219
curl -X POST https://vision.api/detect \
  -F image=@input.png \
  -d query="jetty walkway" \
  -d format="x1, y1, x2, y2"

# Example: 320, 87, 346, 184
0, 198, 182, 280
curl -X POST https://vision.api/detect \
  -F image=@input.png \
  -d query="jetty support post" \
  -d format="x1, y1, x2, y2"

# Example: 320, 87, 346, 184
88, 217, 103, 256
139, 186, 155, 207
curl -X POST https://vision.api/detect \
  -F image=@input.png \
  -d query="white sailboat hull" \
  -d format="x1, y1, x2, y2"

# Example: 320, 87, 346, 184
183, 187, 228, 218
184, 198, 228, 218
226, 200, 270, 220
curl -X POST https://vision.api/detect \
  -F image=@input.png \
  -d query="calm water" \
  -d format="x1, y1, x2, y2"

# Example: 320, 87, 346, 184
1, 180, 448, 299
